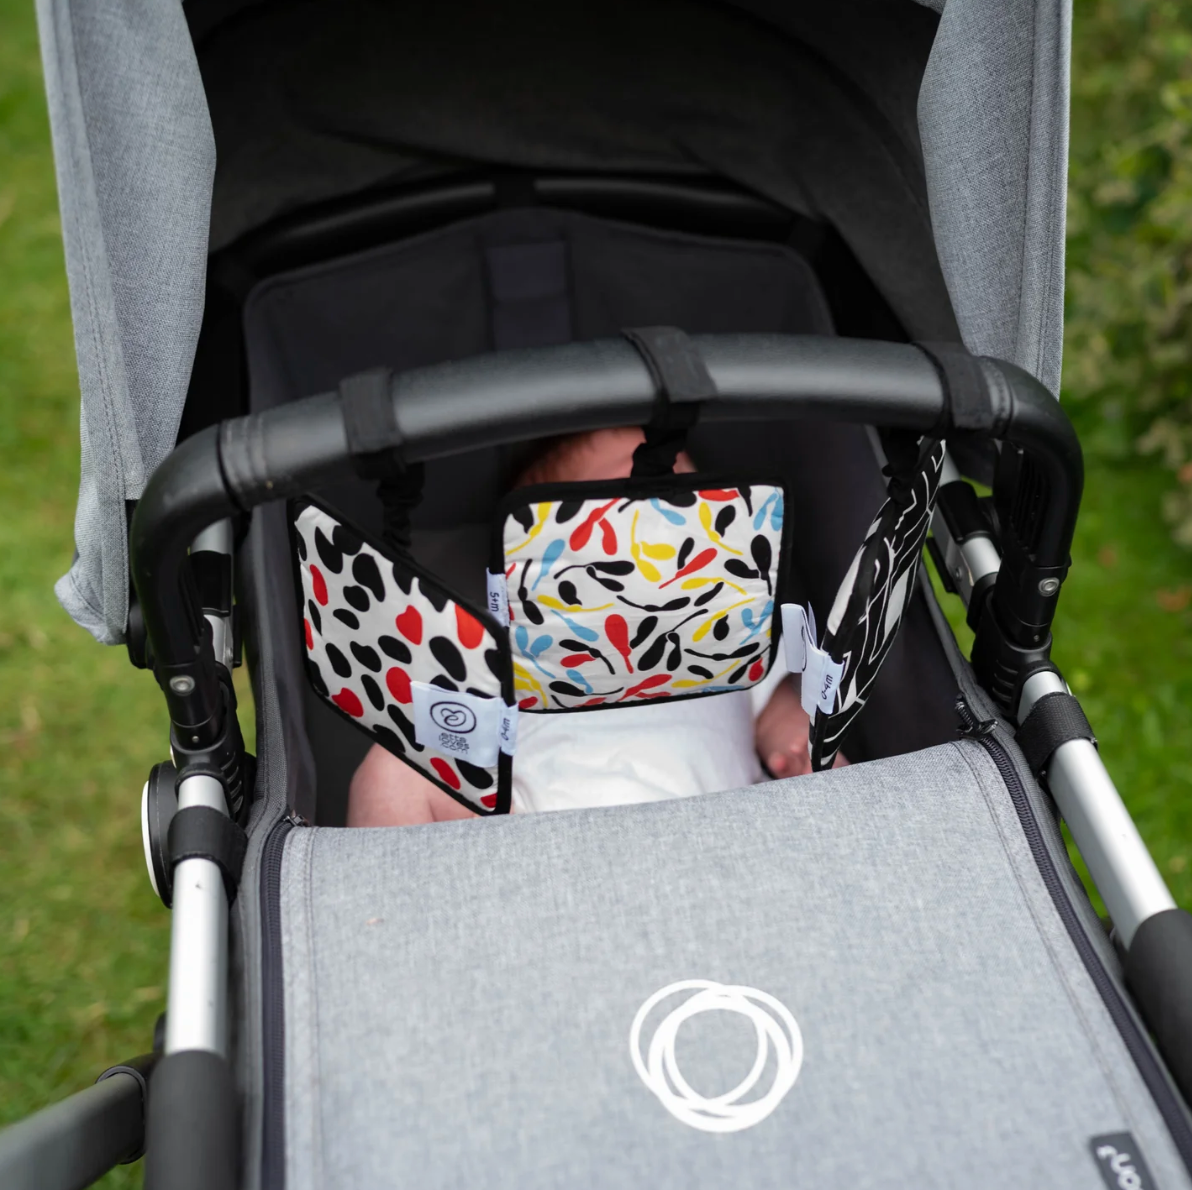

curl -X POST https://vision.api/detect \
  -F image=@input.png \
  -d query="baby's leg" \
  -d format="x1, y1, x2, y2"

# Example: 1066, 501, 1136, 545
755, 676, 848, 777
347, 744, 478, 826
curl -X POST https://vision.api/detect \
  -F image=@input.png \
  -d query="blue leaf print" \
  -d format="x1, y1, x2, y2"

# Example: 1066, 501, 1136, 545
753, 491, 778, 531
564, 667, 594, 694
533, 539, 566, 589
741, 600, 774, 643
650, 497, 686, 526
549, 608, 599, 642
516, 626, 556, 680
770, 493, 784, 532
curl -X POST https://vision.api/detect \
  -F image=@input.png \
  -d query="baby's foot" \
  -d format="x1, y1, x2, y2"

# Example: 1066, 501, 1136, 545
755, 676, 848, 777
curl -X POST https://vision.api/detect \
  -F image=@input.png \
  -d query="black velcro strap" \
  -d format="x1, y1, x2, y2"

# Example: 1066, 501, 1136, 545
340, 368, 403, 480
916, 341, 994, 432
167, 806, 248, 902
1016, 690, 1096, 776
622, 327, 711, 478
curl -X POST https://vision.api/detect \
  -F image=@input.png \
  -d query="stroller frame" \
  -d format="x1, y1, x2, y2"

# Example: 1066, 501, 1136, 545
4, 323, 1192, 1189
7, 0, 1190, 1182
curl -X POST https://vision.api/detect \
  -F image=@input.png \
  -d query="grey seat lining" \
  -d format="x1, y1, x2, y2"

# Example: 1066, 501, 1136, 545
277, 745, 1192, 1190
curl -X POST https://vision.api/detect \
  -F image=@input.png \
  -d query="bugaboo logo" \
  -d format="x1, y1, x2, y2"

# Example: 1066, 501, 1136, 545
1090, 1133, 1156, 1190
629, 980, 803, 1133
430, 701, 476, 733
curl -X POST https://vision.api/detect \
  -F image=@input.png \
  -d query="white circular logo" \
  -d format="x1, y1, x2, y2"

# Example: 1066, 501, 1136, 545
629, 980, 803, 1133
430, 701, 476, 733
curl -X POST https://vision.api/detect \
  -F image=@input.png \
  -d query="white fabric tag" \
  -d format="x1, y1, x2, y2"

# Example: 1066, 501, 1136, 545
498, 701, 518, 756
486, 570, 509, 623
411, 683, 510, 768
780, 603, 844, 717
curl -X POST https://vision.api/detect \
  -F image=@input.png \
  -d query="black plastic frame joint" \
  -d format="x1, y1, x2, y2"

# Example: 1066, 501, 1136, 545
167, 806, 248, 902
96, 1053, 158, 1164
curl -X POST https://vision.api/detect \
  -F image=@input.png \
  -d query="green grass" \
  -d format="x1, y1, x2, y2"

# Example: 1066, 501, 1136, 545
0, 5, 171, 1185
1, 2, 1190, 1185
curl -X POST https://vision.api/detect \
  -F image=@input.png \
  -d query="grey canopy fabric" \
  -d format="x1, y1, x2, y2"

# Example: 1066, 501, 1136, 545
37, 0, 1070, 644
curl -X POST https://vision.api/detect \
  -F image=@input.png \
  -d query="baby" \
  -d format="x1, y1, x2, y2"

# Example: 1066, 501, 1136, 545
348, 427, 844, 826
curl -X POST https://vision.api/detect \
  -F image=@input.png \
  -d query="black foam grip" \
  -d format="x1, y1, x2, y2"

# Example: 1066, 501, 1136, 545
167, 806, 247, 901
1016, 689, 1096, 775
340, 367, 403, 479
916, 340, 993, 432
143, 1050, 238, 1190
1126, 909, 1192, 1104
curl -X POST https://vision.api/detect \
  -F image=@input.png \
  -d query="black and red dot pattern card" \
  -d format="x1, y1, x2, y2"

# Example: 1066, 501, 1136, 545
290, 499, 514, 814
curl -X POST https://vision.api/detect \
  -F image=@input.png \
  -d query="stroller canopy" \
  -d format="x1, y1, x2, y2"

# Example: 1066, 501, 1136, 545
37, 0, 1070, 644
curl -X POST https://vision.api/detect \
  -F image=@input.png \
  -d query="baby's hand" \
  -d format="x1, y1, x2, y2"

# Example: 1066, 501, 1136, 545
755, 676, 848, 777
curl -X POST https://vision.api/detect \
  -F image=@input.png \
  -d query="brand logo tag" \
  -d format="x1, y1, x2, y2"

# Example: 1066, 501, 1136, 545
1090, 1133, 1157, 1190
629, 980, 803, 1133
410, 683, 516, 768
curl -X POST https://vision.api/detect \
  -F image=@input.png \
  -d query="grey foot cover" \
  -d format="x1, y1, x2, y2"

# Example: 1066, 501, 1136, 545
276, 744, 1189, 1189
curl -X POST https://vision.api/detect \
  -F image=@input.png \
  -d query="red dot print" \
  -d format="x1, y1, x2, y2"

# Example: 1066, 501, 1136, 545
385, 667, 412, 704
518, 696, 538, 710
455, 605, 485, 649
304, 619, 313, 650
311, 565, 328, 606
749, 658, 766, 682
395, 605, 422, 644
332, 688, 363, 717
430, 757, 461, 790
480, 793, 497, 809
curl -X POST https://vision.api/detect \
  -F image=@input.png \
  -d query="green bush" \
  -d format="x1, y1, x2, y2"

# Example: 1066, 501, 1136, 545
1066, 0, 1192, 543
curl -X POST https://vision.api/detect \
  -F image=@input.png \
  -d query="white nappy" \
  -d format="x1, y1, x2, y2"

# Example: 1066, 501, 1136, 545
511, 665, 787, 813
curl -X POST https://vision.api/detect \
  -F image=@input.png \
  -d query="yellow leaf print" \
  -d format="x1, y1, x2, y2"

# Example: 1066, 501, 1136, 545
691, 596, 756, 641
512, 662, 546, 707
506, 503, 553, 555
698, 501, 743, 556
537, 595, 613, 613
681, 576, 747, 595
640, 541, 676, 560
630, 509, 662, 582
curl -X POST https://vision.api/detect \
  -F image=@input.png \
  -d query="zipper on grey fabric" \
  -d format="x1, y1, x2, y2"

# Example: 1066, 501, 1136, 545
260, 813, 303, 1190
957, 697, 1192, 1174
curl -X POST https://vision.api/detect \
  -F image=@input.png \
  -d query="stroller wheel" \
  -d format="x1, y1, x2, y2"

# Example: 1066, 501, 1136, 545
141, 761, 178, 906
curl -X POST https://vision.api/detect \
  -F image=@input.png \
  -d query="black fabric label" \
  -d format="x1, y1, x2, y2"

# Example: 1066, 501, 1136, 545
1090, 1133, 1158, 1190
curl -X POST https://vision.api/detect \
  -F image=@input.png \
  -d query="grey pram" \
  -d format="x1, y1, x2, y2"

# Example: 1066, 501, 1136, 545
4, 2, 1192, 1188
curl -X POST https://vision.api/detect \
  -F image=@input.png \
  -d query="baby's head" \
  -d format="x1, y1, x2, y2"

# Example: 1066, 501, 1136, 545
514, 427, 695, 488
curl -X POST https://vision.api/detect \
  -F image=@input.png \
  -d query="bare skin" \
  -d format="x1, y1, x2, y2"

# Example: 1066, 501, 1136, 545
347, 427, 844, 826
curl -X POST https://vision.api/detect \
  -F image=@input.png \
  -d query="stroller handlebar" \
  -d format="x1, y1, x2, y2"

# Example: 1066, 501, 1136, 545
131, 333, 1081, 741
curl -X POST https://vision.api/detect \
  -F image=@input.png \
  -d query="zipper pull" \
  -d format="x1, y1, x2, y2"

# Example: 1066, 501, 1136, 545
284, 811, 310, 828
955, 694, 997, 739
